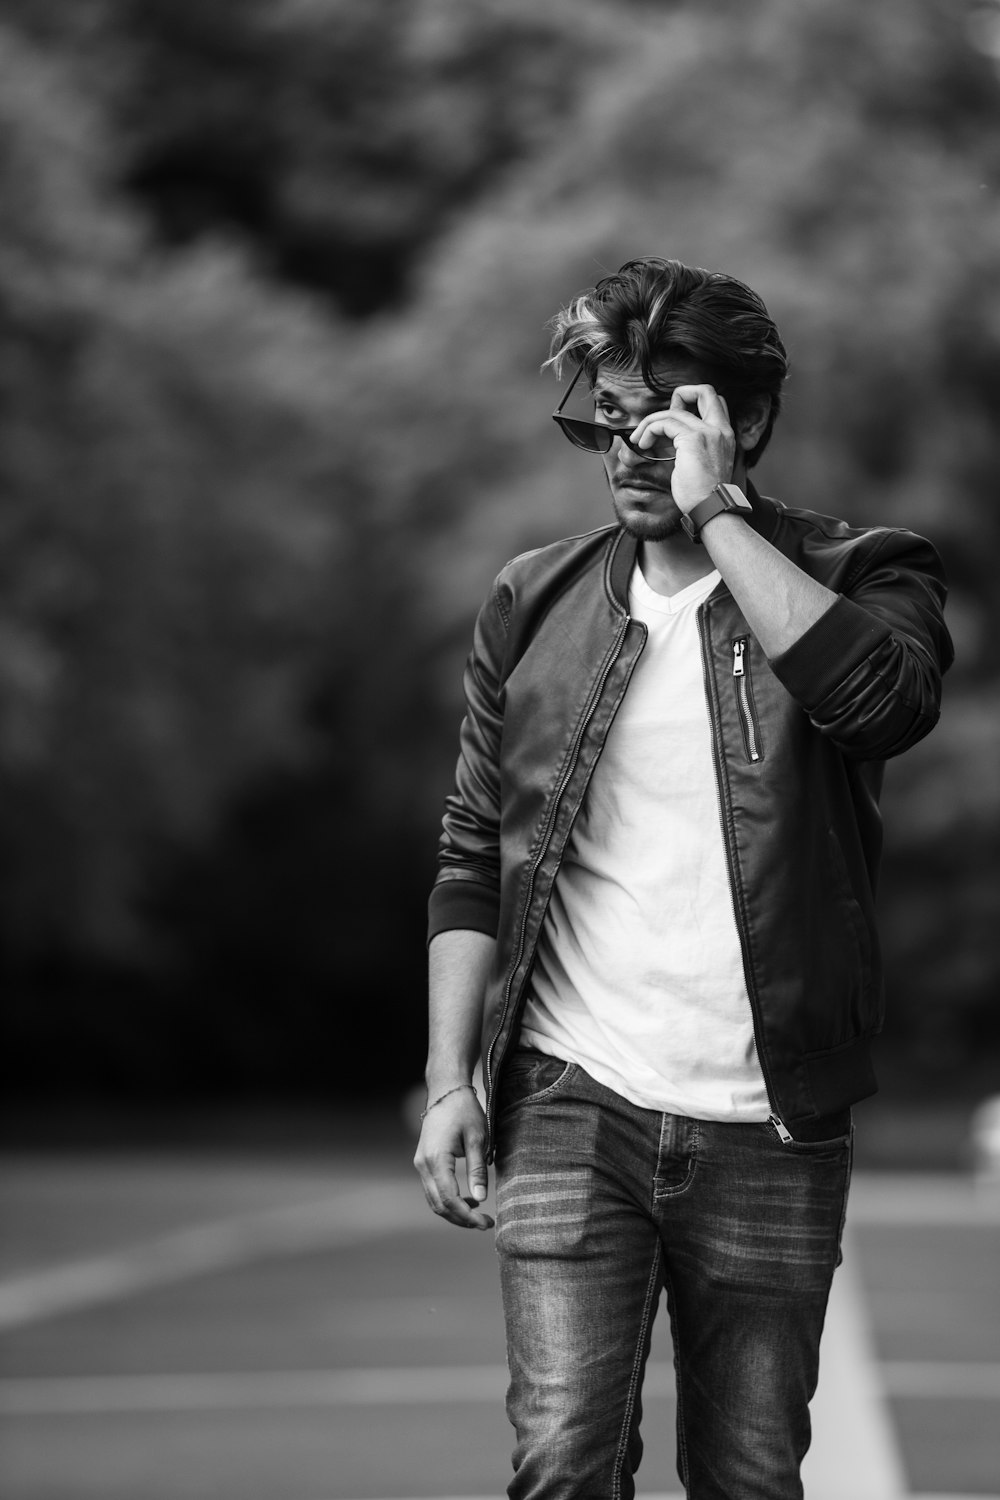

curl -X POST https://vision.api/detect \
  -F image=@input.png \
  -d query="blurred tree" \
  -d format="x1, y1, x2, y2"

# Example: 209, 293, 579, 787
0, 27, 356, 963
6, 0, 635, 317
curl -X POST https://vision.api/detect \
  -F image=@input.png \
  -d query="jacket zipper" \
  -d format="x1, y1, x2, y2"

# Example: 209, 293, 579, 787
732, 637, 763, 763
701, 609, 794, 1142
484, 612, 633, 1148
730, 633, 790, 1138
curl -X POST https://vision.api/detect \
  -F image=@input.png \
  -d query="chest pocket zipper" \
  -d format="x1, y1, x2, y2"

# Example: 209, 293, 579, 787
732, 637, 763, 764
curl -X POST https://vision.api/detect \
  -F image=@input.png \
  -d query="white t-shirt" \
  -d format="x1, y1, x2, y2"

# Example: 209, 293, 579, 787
520, 563, 770, 1121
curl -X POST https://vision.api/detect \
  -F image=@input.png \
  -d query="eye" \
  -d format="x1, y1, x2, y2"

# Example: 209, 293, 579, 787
595, 400, 625, 425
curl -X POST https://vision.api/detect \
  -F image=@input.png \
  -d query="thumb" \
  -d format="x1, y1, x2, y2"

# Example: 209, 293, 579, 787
466, 1140, 489, 1203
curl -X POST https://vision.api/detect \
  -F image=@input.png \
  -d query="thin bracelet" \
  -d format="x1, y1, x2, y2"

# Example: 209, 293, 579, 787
420, 1082, 478, 1120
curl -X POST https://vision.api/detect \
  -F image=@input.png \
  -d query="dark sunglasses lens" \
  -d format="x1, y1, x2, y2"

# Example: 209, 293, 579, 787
557, 418, 612, 454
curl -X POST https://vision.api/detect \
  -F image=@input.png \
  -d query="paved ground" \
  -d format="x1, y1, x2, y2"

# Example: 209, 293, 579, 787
0, 1112, 998, 1500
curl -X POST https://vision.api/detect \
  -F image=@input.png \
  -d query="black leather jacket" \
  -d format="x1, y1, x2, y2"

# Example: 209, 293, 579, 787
428, 487, 952, 1151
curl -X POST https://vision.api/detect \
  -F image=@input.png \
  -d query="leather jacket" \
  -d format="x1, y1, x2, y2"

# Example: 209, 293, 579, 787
428, 486, 953, 1150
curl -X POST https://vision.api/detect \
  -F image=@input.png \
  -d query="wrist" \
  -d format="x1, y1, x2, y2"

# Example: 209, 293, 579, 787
680, 482, 752, 544
424, 1059, 477, 1094
699, 507, 748, 542
420, 1081, 479, 1120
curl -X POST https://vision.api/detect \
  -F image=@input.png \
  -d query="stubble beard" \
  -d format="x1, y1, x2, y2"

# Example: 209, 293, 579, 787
612, 494, 685, 542
607, 464, 684, 542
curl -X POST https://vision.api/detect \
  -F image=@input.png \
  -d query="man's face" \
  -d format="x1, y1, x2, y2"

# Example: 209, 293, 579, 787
594, 360, 711, 541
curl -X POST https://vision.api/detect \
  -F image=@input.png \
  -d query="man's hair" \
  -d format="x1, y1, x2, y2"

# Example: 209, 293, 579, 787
546, 257, 788, 468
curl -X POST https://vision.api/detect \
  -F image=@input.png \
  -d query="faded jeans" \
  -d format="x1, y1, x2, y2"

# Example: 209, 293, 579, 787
493, 1048, 853, 1500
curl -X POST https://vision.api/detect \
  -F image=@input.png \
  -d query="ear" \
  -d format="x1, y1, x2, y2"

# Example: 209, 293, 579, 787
735, 396, 771, 451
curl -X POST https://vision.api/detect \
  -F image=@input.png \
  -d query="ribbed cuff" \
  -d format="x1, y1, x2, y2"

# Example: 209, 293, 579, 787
427, 876, 500, 946
768, 595, 893, 710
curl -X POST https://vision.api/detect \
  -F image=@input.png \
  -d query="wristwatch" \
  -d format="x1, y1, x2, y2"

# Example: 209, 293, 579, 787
681, 483, 753, 544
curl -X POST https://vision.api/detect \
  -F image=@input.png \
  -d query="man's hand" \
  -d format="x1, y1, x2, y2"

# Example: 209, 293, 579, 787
414, 1087, 494, 1230
632, 384, 737, 511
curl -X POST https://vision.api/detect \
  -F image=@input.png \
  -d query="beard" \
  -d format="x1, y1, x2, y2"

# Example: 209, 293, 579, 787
611, 492, 685, 541
606, 463, 685, 541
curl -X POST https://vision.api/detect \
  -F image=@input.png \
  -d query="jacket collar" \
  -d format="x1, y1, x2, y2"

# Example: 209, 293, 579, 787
606, 479, 780, 610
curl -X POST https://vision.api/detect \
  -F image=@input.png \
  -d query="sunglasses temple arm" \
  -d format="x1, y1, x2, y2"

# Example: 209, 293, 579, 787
554, 362, 585, 415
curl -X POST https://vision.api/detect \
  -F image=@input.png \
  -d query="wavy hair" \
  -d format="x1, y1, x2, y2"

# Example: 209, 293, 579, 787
546, 258, 788, 467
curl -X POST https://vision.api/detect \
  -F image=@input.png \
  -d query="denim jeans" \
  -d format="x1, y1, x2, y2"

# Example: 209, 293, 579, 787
493, 1048, 853, 1500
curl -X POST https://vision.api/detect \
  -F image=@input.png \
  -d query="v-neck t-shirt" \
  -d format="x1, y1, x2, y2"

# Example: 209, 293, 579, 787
520, 563, 770, 1121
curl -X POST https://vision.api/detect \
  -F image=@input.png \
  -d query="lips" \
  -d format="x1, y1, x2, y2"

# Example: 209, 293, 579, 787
613, 462, 674, 493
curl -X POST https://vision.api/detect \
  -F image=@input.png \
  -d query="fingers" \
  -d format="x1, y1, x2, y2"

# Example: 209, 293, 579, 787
631, 385, 731, 451
465, 1135, 489, 1205
416, 1147, 494, 1229
670, 383, 731, 422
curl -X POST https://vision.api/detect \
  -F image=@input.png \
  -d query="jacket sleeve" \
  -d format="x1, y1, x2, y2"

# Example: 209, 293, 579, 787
427, 578, 508, 942
768, 527, 954, 760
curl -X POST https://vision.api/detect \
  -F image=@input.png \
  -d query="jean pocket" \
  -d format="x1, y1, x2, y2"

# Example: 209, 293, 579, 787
495, 1049, 575, 1118
785, 1134, 853, 1159
761, 1109, 853, 1153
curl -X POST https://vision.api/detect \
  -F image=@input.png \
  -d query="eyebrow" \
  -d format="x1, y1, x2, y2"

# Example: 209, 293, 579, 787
592, 382, 675, 406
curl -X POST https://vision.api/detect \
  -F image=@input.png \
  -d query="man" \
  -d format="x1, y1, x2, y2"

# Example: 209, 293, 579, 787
413, 257, 952, 1499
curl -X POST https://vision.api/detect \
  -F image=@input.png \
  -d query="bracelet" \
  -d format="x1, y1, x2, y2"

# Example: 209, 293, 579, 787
420, 1082, 478, 1120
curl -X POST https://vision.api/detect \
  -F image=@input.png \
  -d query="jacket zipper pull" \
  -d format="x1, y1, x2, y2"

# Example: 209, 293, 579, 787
732, 639, 746, 677
769, 1113, 794, 1144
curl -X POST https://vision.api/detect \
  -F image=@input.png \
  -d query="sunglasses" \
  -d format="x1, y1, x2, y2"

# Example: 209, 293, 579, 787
551, 365, 676, 462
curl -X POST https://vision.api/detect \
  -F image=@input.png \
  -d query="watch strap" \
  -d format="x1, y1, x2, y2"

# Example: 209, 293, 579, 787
681, 483, 752, 543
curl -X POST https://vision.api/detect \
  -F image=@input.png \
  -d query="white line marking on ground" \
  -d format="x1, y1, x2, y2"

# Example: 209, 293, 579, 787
849, 1174, 1000, 1226
801, 1228, 908, 1500
5, 1357, 997, 1418
0, 1185, 430, 1332
882, 1361, 1000, 1399
0, 1365, 509, 1415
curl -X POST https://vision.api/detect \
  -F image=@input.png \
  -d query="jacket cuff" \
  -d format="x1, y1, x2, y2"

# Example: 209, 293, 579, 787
427, 876, 500, 946
768, 594, 893, 710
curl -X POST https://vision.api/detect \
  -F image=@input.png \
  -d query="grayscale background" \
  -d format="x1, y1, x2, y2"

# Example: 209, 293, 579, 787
1, 2, 998, 1496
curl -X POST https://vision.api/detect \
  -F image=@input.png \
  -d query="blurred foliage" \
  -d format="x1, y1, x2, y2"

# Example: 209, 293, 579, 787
0, 0, 997, 1102
5, 0, 632, 315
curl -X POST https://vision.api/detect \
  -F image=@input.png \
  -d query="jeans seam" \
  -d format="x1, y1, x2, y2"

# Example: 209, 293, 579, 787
495, 1059, 577, 1123
652, 1119, 702, 1201
835, 1121, 855, 1267
663, 1264, 691, 1495
612, 1239, 663, 1500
